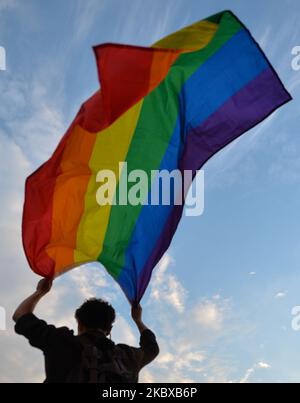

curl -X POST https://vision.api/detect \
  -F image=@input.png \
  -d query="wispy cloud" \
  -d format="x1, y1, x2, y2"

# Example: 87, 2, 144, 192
0, 72, 66, 166
140, 253, 248, 382
240, 361, 271, 383
110, 0, 182, 46
71, 0, 108, 44
275, 291, 287, 299
194, 299, 225, 331
258, 25, 272, 50
150, 253, 187, 313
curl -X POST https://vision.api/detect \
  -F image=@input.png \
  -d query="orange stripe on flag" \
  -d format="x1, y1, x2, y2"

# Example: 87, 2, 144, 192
46, 125, 97, 274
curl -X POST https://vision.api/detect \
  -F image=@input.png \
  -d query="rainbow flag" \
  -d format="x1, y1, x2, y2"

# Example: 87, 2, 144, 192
22, 10, 291, 303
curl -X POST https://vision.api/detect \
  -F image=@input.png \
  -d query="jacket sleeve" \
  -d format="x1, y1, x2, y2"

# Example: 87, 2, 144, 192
117, 328, 159, 374
14, 313, 73, 351
138, 328, 159, 369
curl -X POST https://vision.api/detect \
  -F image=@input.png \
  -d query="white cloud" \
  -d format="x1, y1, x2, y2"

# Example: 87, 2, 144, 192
275, 292, 287, 299
240, 361, 271, 383
240, 367, 255, 384
139, 368, 156, 383
156, 352, 175, 367
0, 7, 73, 379
193, 299, 227, 331
112, 315, 136, 346
0, 131, 34, 307
150, 253, 186, 313
143, 254, 240, 382
68, 264, 113, 299
0, 74, 66, 165
258, 362, 271, 369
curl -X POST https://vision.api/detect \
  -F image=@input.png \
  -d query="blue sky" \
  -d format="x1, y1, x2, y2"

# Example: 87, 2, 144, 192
0, 0, 300, 382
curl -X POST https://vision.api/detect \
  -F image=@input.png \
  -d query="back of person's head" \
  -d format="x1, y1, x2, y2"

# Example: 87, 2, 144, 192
75, 298, 115, 333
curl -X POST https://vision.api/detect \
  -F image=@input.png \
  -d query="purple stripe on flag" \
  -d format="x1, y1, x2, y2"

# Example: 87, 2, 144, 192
137, 67, 291, 302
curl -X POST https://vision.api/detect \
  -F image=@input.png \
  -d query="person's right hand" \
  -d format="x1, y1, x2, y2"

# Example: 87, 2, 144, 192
131, 303, 143, 323
36, 278, 53, 295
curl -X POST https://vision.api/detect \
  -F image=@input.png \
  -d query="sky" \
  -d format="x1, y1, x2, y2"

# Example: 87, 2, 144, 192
0, 0, 300, 383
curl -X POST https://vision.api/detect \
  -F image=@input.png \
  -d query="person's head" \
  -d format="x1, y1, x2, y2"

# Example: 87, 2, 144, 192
75, 298, 116, 336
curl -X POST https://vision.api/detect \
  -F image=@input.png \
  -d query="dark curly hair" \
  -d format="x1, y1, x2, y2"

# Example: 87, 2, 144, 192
75, 298, 116, 331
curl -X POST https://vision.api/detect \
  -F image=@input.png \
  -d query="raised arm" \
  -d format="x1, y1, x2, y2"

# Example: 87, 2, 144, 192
131, 303, 148, 333
12, 278, 53, 322
131, 303, 159, 368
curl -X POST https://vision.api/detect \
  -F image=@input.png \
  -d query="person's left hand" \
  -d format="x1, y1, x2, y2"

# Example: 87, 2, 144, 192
36, 278, 53, 295
131, 303, 143, 323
